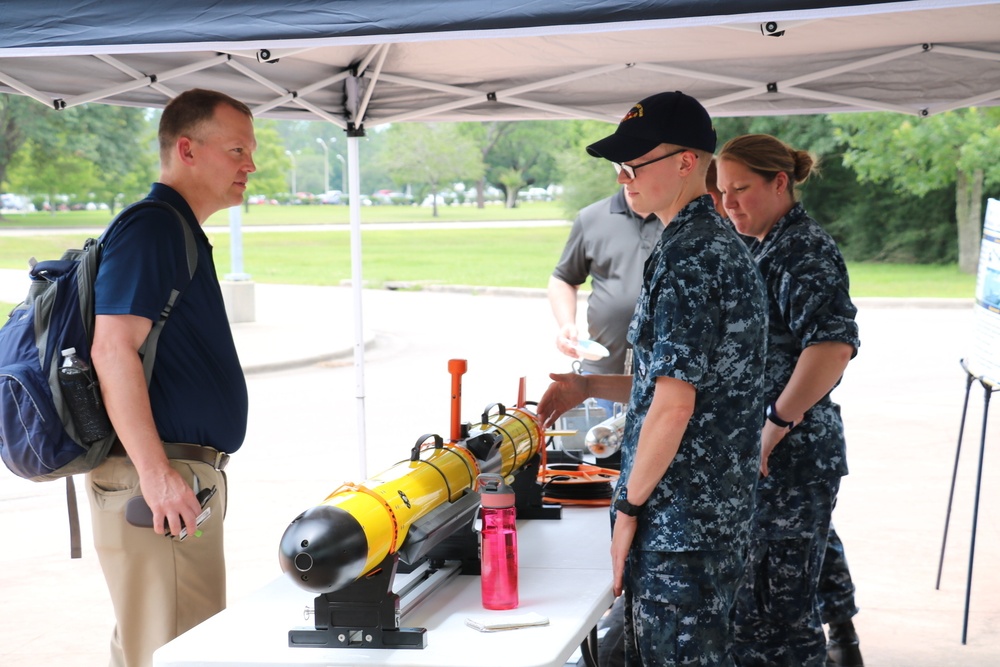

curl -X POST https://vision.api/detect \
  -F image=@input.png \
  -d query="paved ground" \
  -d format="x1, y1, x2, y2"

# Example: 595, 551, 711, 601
1, 269, 998, 666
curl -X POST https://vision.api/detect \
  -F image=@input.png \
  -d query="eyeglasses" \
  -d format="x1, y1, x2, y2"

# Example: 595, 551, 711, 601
613, 148, 688, 179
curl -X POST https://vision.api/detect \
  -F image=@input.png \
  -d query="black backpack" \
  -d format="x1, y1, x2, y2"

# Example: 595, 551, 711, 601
0, 199, 197, 556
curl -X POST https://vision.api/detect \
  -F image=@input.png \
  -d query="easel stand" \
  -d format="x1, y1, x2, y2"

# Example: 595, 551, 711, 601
936, 359, 998, 644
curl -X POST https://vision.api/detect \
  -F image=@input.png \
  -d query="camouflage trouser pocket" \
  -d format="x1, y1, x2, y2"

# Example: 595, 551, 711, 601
756, 537, 822, 625
627, 549, 743, 666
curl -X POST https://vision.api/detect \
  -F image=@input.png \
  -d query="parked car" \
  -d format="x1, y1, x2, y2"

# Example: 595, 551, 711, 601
248, 194, 278, 205
518, 187, 552, 202
1, 193, 35, 212
420, 191, 459, 207
420, 194, 447, 207
372, 190, 413, 206
345, 193, 373, 206
320, 190, 343, 205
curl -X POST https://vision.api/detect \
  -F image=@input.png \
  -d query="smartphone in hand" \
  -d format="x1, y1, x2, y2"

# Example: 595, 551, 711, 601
125, 486, 216, 539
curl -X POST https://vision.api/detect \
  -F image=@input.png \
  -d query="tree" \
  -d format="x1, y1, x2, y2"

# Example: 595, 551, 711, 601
378, 123, 484, 217
240, 119, 290, 209
83, 105, 156, 212
6, 102, 154, 213
457, 121, 515, 208
0, 94, 45, 217
713, 114, 957, 265
457, 120, 579, 209
7, 137, 97, 212
832, 109, 1000, 273
556, 119, 625, 218
482, 121, 570, 208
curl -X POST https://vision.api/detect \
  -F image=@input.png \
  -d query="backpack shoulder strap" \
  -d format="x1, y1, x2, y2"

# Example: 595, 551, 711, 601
134, 203, 198, 385
66, 476, 82, 558
101, 199, 199, 385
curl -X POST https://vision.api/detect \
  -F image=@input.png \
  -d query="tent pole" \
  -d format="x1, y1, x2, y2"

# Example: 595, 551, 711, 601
347, 134, 368, 479
227, 205, 248, 279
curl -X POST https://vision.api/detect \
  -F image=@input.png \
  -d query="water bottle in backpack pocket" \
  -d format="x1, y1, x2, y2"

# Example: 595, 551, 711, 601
58, 347, 112, 444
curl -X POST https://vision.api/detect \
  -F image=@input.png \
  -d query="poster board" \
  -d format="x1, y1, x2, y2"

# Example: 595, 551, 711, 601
968, 198, 1000, 387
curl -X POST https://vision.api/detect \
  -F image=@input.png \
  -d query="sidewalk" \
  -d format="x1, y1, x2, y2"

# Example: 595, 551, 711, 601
230, 283, 365, 373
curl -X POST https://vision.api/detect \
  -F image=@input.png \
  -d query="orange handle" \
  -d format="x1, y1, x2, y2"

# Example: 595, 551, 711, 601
448, 359, 468, 441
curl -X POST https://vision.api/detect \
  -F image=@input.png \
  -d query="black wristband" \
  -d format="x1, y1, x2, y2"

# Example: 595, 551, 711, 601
766, 401, 795, 429
614, 495, 645, 517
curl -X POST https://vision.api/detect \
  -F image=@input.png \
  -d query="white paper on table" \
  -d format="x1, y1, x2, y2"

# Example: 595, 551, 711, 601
465, 611, 550, 632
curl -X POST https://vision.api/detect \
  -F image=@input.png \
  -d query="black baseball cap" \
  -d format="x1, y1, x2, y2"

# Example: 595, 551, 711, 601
586, 91, 716, 162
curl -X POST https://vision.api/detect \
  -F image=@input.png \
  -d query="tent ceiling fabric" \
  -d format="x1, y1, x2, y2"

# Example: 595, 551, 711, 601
1, 0, 999, 128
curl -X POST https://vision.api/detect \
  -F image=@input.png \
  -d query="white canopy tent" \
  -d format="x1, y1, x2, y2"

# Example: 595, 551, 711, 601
2, 0, 998, 472
3, 0, 1000, 122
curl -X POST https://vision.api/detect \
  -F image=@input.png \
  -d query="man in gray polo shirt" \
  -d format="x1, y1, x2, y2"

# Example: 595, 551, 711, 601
548, 186, 661, 378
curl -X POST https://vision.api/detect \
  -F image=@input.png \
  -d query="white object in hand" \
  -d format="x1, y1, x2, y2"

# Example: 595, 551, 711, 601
575, 339, 610, 361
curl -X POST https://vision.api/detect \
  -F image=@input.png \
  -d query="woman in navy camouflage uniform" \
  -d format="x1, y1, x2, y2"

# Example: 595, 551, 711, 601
717, 134, 861, 667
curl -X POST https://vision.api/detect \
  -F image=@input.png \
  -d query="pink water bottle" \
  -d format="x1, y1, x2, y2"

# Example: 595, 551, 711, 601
477, 473, 519, 610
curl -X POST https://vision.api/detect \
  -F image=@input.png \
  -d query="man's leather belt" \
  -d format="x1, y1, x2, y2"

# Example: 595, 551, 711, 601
109, 441, 230, 471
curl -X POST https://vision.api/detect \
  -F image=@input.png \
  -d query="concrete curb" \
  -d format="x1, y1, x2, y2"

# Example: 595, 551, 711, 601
423, 284, 977, 309
240, 334, 377, 375
853, 296, 974, 309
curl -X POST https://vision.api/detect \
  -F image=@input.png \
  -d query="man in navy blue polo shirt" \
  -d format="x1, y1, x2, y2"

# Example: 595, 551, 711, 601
88, 88, 254, 667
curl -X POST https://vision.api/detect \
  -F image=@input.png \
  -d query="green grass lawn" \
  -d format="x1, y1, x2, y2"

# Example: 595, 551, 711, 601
0, 203, 980, 296
0, 223, 978, 317
208, 227, 572, 288
0, 202, 978, 297
0, 200, 567, 229
843, 263, 975, 298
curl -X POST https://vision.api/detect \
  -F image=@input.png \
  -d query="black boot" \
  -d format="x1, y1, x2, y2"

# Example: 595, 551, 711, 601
826, 619, 864, 667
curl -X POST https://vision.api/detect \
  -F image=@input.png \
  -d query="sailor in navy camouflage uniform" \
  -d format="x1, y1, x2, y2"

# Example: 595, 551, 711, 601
717, 134, 861, 667
537, 92, 767, 667
820, 525, 863, 665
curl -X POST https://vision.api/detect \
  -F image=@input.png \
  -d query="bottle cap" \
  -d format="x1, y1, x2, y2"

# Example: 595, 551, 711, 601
61, 347, 77, 356
477, 473, 515, 508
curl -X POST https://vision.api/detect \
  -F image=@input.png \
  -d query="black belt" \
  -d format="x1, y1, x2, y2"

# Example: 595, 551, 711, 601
109, 441, 230, 471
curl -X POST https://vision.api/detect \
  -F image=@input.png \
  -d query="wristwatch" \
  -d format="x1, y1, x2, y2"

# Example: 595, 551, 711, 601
614, 493, 645, 517
765, 401, 795, 429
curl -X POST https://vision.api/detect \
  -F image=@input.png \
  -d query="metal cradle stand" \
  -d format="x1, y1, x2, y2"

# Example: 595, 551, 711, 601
289, 553, 442, 649
936, 358, 998, 645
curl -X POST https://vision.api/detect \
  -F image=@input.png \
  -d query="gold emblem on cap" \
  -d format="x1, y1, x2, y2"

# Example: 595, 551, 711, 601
621, 103, 644, 123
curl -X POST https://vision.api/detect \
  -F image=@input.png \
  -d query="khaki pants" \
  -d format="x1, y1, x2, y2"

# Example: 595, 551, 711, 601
87, 455, 227, 667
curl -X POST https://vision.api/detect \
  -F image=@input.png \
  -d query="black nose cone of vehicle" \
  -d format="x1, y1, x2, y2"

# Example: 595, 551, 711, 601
279, 504, 369, 594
